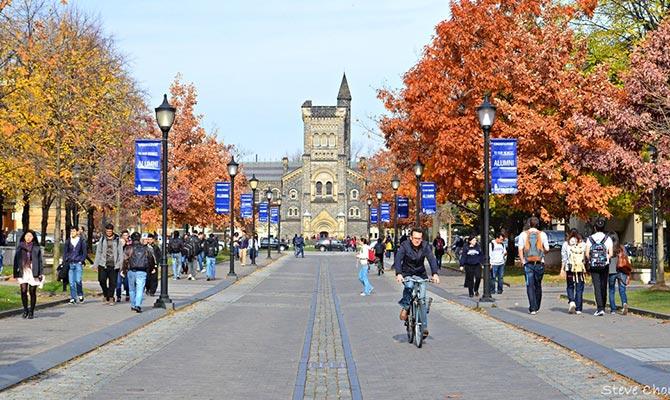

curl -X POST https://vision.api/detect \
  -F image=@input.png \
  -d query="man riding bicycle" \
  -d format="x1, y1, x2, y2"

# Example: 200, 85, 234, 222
394, 228, 440, 338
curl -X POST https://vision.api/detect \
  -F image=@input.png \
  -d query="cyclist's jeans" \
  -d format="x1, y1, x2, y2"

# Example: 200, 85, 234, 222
399, 279, 428, 330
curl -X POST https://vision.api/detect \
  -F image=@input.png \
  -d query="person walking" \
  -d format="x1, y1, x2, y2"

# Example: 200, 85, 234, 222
13, 230, 44, 319
585, 218, 613, 316
460, 236, 483, 298
168, 231, 184, 280
385, 238, 393, 259
122, 232, 155, 313
239, 233, 248, 266
518, 217, 550, 315
146, 233, 161, 296
608, 232, 631, 315
183, 234, 197, 280
293, 234, 299, 256
561, 229, 587, 314
116, 230, 131, 302
295, 234, 305, 258
249, 233, 259, 265
63, 227, 87, 304
489, 232, 507, 295
92, 223, 124, 305
204, 233, 219, 280
356, 238, 374, 296
433, 233, 446, 269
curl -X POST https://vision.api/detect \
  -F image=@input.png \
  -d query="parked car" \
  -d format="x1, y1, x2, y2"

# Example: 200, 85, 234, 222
315, 238, 346, 252
260, 237, 287, 252
5, 230, 54, 244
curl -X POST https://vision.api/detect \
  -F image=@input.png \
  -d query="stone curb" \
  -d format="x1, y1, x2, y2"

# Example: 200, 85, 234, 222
558, 294, 670, 320
427, 284, 669, 390
0, 256, 284, 392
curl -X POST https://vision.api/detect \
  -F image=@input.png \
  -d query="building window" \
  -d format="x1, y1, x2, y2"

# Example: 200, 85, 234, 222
313, 134, 320, 147
289, 189, 298, 200
325, 182, 333, 196
349, 207, 360, 218
316, 182, 323, 195
288, 207, 299, 217
350, 189, 359, 200
328, 134, 336, 147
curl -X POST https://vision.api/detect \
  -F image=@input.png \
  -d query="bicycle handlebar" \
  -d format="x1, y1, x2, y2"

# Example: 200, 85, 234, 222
403, 277, 432, 283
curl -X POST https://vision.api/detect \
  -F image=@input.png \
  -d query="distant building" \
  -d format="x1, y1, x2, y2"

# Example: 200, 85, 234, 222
244, 74, 368, 240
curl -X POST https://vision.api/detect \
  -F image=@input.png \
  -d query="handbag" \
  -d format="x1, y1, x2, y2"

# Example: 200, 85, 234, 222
57, 263, 68, 281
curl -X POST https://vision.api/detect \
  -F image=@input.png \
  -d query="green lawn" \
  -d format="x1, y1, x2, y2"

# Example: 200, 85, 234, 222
586, 289, 670, 315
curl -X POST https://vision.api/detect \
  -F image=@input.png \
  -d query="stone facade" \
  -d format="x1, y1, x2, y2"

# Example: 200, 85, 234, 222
244, 75, 368, 240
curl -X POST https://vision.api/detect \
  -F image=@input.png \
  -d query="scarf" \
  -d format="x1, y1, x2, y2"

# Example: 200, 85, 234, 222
20, 241, 34, 269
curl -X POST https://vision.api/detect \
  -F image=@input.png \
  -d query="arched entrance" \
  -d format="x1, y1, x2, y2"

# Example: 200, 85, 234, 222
319, 231, 329, 239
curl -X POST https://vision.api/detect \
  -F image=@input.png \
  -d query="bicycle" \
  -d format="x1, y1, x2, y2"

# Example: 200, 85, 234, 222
404, 277, 432, 348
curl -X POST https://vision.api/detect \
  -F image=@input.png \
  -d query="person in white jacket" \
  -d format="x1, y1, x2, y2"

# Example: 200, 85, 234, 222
356, 238, 374, 296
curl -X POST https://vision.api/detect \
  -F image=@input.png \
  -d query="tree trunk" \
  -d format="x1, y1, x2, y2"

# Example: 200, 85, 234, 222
86, 205, 95, 251
114, 188, 121, 230
40, 191, 54, 246
0, 191, 4, 233
65, 202, 72, 236
21, 190, 30, 231
652, 218, 667, 290
52, 195, 62, 278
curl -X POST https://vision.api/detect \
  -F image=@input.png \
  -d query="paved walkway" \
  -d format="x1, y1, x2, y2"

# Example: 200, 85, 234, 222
0, 256, 277, 390
1, 253, 661, 399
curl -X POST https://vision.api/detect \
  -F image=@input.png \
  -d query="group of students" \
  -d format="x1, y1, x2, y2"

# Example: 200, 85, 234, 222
167, 230, 221, 280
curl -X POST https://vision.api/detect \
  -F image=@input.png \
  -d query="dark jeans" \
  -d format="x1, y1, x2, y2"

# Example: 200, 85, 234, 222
98, 266, 118, 300
464, 264, 481, 296
524, 263, 544, 312
566, 271, 585, 311
591, 269, 609, 312
116, 271, 129, 299
147, 269, 158, 295
435, 253, 443, 268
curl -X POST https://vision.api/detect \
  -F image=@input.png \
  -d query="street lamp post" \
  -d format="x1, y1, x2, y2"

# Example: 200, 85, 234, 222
376, 190, 383, 240
366, 197, 372, 240
266, 188, 273, 259
391, 176, 400, 253
649, 145, 658, 284
249, 174, 259, 266
227, 157, 239, 279
154, 94, 176, 309
476, 95, 497, 303
277, 196, 282, 253
414, 159, 424, 228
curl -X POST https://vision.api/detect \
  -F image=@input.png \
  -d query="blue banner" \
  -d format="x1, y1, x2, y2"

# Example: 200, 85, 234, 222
215, 182, 231, 214
491, 138, 518, 194
134, 139, 161, 196
420, 182, 437, 215
240, 194, 253, 219
370, 207, 378, 224
397, 196, 409, 219
259, 202, 268, 223
270, 207, 279, 224
381, 203, 391, 222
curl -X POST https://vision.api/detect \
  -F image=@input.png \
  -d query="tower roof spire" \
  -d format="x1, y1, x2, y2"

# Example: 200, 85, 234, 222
337, 73, 351, 101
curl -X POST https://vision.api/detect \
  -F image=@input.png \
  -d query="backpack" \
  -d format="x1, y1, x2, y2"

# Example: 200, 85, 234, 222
523, 230, 544, 262
181, 241, 194, 260
588, 235, 609, 272
206, 240, 218, 258
374, 241, 385, 255
568, 242, 586, 273
367, 248, 376, 263
129, 245, 149, 270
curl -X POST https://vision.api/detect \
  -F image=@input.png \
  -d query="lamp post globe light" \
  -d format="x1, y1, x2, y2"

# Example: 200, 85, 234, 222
154, 94, 176, 309
277, 196, 282, 253
366, 197, 372, 240
414, 159, 424, 228
476, 95, 497, 303
249, 174, 259, 265
391, 176, 400, 253
227, 156, 239, 279
266, 187, 273, 259
649, 145, 658, 284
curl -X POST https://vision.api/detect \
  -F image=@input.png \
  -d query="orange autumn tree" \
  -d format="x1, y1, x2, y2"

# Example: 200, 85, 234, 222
378, 0, 619, 222
141, 76, 245, 230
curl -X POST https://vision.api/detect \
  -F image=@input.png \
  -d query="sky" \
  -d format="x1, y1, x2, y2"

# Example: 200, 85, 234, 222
73, 0, 450, 162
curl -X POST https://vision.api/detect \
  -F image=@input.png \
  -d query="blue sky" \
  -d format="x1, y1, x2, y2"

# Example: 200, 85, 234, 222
74, 1, 450, 161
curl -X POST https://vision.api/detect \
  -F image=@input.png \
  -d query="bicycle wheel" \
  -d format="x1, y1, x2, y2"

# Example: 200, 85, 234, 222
444, 252, 452, 265
414, 302, 423, 348
406, 305, 415, 344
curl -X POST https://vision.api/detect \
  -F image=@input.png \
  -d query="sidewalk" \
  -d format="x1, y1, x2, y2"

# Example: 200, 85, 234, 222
386, 258, 670, 390
0, 255, 282, 391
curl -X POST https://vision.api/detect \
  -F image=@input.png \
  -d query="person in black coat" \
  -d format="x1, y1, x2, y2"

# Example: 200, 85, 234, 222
13, 230, 44, 319
63, 227, 88, 304
460, 236, 483, 298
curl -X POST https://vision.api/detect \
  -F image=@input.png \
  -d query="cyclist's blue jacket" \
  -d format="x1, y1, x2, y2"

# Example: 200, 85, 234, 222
393, 240, 438, 278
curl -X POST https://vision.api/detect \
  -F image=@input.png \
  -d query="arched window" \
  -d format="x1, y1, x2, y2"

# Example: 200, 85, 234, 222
349, 207, 360, 218
328, 134, 336, 147
313, 134, 320, 147
316, 182, 323, 195
321, 135, 328, 147
350, 189, 359, 200
289, 189, 298, 200
288, 207, 299, 217
325, 182, 333, 195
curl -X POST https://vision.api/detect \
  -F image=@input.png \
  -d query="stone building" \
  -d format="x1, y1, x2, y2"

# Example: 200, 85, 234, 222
243, 74, 368, 241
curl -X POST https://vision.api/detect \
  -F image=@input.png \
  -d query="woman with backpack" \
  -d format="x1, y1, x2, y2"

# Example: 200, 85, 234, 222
585, 218, 613, 316
356, 238, 374, 296
608, 232, 630, 315
459, 236, 483, 298
561, 229, 586, 314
